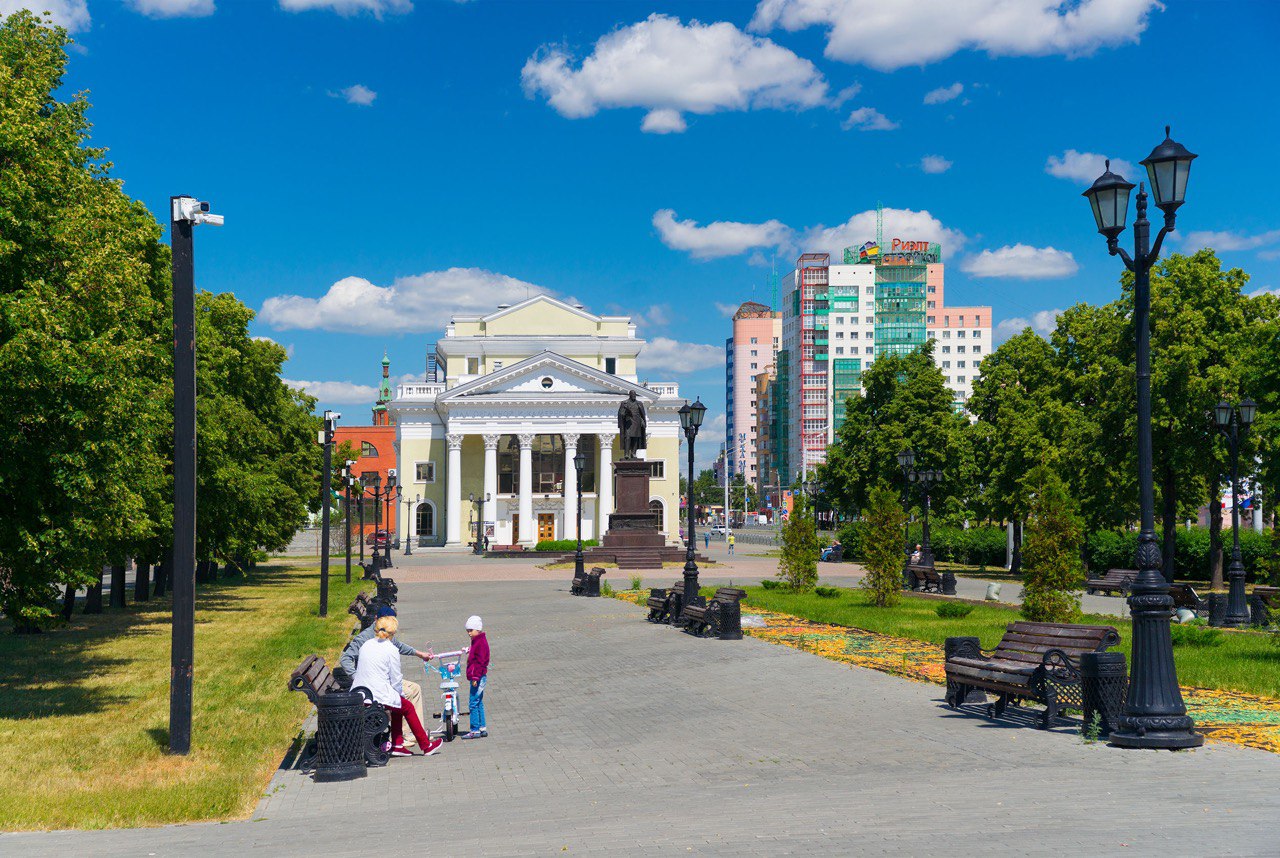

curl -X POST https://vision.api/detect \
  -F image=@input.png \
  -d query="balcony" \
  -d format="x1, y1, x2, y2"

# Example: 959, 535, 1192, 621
396, 382, 446, 399
643, 381, 680, 397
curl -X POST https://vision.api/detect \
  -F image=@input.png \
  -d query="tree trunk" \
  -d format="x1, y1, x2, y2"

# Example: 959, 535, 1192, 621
1010, 519, 1023, 576
1161, 463, 1177, 584
85, 567, 104, 614
109, 563, 127, 609
153, 556, 169, 597
61, 583, 77, 621
134, 562, 150, 602
1209, 476, 1224, 590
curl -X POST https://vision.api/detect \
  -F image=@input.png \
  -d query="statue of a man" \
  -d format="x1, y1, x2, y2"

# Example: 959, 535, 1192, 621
617, 390, 647, 459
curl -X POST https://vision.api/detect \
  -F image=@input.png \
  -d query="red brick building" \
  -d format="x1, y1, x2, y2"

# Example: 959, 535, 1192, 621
334, 354, 397, 541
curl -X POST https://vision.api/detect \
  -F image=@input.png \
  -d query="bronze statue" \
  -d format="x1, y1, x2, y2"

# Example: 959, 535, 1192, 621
617, 390, 647, 459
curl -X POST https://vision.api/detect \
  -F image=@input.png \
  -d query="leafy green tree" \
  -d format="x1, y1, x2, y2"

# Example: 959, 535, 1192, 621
777, 491, 819, 592
1019, 467, 1084, 623
0, 12, 170, 628
860, 483, 906, 607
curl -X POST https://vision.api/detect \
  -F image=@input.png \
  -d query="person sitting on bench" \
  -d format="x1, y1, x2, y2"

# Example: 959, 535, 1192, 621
340, 606, 432, 750
349, 615, 442, 757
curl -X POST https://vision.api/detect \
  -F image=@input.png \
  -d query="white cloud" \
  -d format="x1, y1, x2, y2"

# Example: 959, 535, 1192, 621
653, 209, 794, 260
995, 309, 1062, 342
750, 0, 1161, 71
259, 268, 553, 334
284, 379, 380, 404
333, 84, 377, 106
127, 0, 214, 17
521, 14, 831, 133
921, 155, 952, 174
803, 207, 967, 258
641, 337, 725, 374
842, 106, 898, 131
1045, 149, 1137, 184
278, 0, 411, 14
1248, 286, 1279, 298
923, 82, 963, 104
961, 244, 1078, 279
714, 302, 740, 318
0, 0, 90, 31
1183, 228, 1280, 252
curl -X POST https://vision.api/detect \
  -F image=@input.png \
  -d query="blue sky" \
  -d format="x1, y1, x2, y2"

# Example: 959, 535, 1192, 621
26, 0, 1280, 464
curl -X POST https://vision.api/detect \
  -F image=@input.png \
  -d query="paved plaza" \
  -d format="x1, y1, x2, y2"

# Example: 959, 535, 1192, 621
7, 552, 1279, 856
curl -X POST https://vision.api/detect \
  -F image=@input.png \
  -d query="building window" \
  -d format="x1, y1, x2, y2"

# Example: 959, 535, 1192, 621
750, 349, 758, 357
467, 357, 479, 375
415, 461, 435, 483
865, 286, 874, 295
957, 345, 966, 353
957, 330, 966, 338
945, 376, 951, 384
972, 330, 982, 338
605, 357, 617, 374
942, 331, 950, 339
958, 316, 965, 326
927, 315, 936, 324
973, 345, 982, 354
944, 316, 950, 326
927, 300, 937, 309
942, 346, 951, 354
493, 360, 503, 371
648, 460, 665, 480
835, 347, 844, 355
942, 361, 951, 369
958, 361, 966, 368
867, 332, 874, 340
928, 285, 937, 293
750, 362, 758, 370
750, 337, 758, 344
361, 441, 379, 457
865, 346, 874, 354
835, 316, 844, 325
415, 502, 435, 541
975, 316, 981, 326
541, 376, 553, 389
958, 375, 966, 383
835, 331, 843, 339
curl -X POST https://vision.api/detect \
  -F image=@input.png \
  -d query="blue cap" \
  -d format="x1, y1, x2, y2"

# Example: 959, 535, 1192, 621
376, 605, 397, 618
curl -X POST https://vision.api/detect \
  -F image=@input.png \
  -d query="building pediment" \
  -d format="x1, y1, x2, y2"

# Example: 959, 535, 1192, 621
436, 352, 655, 407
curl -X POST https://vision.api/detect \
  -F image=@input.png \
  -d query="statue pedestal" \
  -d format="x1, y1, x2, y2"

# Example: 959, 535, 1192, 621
602, 458, 664, 548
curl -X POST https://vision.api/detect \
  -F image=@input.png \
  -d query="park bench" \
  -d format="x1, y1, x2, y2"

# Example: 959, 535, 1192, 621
1251, 586, 1279, 626
348, 592, 376, 631
646, 587, 681, 624
906, 564, 942, 593
1085, 568, 1135, 596
289, 654, 390, 769
487, 543, 524, 552
1168, 583, 1206, 614
570, 566, 606, 597
821, 544, 844, 563
682, 587, 748, 639
944, 621, 1121, 729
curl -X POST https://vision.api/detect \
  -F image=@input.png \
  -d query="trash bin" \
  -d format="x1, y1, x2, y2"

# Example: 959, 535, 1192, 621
313, 691, 368, 782
941, 571, 957, 596
1206, 592, 1228, 627
1080, 651, 1128, 737
585, 567, 606, 597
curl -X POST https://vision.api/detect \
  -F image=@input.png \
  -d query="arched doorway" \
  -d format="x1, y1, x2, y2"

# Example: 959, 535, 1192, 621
416, 500, 436, 546
649, 498, 665, 532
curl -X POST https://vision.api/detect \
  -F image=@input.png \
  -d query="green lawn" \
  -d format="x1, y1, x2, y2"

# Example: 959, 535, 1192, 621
736, 585, 1280, 700
0, 561, 364, 831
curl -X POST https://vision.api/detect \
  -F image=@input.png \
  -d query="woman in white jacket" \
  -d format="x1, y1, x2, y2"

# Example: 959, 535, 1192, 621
349, 615, 442, 757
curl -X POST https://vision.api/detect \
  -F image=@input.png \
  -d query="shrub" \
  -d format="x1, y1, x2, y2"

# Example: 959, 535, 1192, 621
935, 601, 974, 618
777, 493, 820, 593
534, 539, 600, 552
1020, 467, 1083, 623
629, 575, 643, 591
860, 483, 907, 608
1170, 622, 1223, 647
1082, 527, 1270, 582
814, 585, 841, 598
760, 579, 780, 591
600, 580, 614, 597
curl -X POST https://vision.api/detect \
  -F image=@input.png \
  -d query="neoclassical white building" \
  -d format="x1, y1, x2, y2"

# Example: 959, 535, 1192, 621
390, 296, 686, 548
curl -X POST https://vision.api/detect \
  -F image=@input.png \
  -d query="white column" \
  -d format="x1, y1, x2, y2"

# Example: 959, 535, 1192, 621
446, 433, 463, 545
482, 434, 500, 534
597, 432, 615, 535
518, 433, 535, 545
563, 432, 580, 540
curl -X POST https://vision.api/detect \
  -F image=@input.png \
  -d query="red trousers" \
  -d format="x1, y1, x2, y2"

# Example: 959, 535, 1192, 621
387, 695, 430, 749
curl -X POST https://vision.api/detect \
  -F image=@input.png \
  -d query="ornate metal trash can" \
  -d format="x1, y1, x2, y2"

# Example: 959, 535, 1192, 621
1080, 651, 1128, 737
377, 576, 398, 606
585, 568, 606, 597
941, 571, 957, 596
943, 637, 987, 705
1250, 594, 1271, 628
1206, 592, 1228, 627
313, 690, 368, 782
714, 598, 743, 641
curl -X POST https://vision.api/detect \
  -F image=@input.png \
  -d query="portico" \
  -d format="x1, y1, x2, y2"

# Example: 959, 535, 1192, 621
390, 297, 684, 549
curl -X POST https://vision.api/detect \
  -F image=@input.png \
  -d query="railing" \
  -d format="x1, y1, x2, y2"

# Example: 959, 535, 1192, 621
643, 382, 680, 397
396, 383, 446, 398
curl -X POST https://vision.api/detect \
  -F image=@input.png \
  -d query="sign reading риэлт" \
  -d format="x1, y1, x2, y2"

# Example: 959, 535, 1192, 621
879, 239, 943, 266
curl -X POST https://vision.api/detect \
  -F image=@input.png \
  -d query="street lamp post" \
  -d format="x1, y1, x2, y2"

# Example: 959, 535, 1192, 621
1213, 398, 1257, 627
167, 195, 222, 757
1082, 126, 1202, 749
404, 493, 420, 555
573, 448, 588, 583
897, 449, 915, 589
319, 410, 339, 618
356, 478, 366, 565
679, 399, 708, 617
367, 475, 382, 574
382, 470, 397, 569
469, 492, 489, 555
342, 465, 355, 584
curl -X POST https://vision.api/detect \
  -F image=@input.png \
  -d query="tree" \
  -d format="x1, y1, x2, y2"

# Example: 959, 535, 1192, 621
860, 483, 906, 607
0, 12, 170, 628
776, 491, 819, 592
1020, 468, 1084, 623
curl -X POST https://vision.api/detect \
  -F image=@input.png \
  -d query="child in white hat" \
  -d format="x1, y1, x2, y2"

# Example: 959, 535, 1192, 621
462, 615, 489, 739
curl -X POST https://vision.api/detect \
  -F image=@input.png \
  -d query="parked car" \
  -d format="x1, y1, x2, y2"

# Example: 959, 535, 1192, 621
366, 529, 390, 548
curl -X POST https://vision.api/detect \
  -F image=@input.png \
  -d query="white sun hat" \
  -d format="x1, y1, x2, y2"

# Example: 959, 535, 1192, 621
465, 615, 483, 631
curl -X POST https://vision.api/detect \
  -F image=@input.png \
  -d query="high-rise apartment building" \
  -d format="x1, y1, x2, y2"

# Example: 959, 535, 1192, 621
725, 301, 781, 491
772, 240, 991, 484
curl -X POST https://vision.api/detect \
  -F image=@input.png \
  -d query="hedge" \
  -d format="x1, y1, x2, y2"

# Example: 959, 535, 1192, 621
835, 522, 1007, 568
1083, 527, 1273, 582
533, 539, 600, 552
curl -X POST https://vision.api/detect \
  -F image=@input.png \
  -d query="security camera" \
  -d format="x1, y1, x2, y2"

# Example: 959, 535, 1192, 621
387, 468, 397, 477
171, 195, 225, 226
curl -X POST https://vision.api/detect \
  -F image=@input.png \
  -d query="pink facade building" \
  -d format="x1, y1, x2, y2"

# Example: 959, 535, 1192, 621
725, 301, 781, 491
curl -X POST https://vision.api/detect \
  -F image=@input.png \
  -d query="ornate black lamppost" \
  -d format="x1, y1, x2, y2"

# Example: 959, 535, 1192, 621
318, 409, 339, 618
403, 493, 420, 555
356, 477, 366, 565
342, 461, 356, 584
1082, 126, 1202, 749
382, 470, 397, 569
573, 448, 588, 581
366, 474, 383, 574
469, 491, 489, 555
897, 449, 915, 588
1213, 398, 1257, 627
907, 467, 942, 568
679, 398, 708, 615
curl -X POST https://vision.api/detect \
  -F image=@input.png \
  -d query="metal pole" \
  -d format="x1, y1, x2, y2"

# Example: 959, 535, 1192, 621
319, 414, 334, 618
404, 497, 414, 555
1224, 417, 1250, 626
169, 200, 196, 756
384, 486, 394, 568
1110, 187, 1201, 750
358, 488, 365, 565
920, 483, 934, 567
344, 480, 352, 584
683, 428, 699, 609
574, 472, 584, 580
